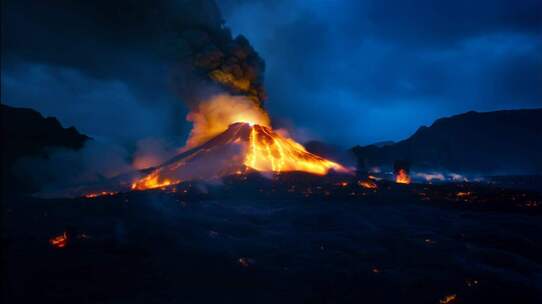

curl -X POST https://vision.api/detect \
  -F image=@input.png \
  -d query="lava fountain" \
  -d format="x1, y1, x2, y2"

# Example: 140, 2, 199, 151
395, 169, 411, 184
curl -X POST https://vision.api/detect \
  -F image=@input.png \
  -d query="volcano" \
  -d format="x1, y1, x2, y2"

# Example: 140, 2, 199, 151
131, 122, 347, 190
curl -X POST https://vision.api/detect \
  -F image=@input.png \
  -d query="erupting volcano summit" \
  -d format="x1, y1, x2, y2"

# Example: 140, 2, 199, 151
131, 122, 347, 190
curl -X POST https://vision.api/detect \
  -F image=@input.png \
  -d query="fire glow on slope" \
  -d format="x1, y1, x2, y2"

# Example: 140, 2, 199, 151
244, 124, 345, 175
130, 124, 347, 190
131, 170, 180, 191
130, 95, 348, 191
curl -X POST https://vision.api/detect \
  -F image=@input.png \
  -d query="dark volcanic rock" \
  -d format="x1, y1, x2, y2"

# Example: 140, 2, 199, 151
304, 140, 355, 166
352, 109, 542, 174
3, 182, 541, 304
1, 104, 90, 193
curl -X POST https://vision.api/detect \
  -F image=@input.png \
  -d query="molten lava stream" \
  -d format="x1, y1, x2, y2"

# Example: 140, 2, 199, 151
84, 191, 117, 198
244, 125, 346, 175
131, 171, 180, 191
129, 122, 348, 191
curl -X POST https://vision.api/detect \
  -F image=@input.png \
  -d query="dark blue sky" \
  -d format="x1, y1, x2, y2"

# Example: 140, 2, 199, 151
2, 0, 541, 146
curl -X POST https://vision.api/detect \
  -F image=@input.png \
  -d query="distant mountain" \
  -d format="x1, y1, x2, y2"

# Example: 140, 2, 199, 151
1, 104, 90, 193
370, 141, 395, 148
352, 109, 542, 174
304, 140, 355, 166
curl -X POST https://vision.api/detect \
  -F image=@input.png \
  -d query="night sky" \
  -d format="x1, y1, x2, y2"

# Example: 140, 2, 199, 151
2, 0, 541, 147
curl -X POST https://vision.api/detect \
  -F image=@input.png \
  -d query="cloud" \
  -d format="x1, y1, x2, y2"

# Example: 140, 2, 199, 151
360, 0, 542, 48
2, 0, 268, 144
0, 0, 232, 141
219, 0, 542, 145
1, 63, 176, 141
2, 0, 541, 148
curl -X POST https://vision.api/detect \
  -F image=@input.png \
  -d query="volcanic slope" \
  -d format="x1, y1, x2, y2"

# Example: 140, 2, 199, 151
131, 122, 346, 190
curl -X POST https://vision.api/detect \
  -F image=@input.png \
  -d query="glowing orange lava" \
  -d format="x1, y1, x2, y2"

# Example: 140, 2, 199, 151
49, 232, 68, 249
395, 169, 411, 184
244, 125, 346, 175
439, 294, 457, 304
130, 123, 348, 190
358, 179, 378, 189
84, 191, 118, 198
129, 94, 349, 191
131, 171, 180, 190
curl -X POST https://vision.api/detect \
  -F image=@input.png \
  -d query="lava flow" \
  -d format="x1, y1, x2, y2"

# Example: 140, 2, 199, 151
244, 124, 345, 175
131, 170, 180, 191
129, 94, 349, 191
130, 123, 347, 190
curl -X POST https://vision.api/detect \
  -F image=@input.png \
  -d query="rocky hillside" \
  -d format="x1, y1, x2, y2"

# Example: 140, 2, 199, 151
352, 109, 542, 174
2, 104, 90, 193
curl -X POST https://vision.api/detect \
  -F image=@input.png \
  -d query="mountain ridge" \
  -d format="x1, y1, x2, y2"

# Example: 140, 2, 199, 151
1, 104, 90, 193
352, 108, 542, 174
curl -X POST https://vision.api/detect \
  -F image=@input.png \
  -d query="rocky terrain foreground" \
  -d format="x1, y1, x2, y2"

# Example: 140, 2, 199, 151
3, 176, 541, 304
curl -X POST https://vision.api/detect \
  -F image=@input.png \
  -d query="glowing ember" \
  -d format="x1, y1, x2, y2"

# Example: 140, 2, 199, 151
244, 124, 346, 175
456, 191, 472, 198
49, 232, 68, 249
131, 171, 180, 190
84, 191, 118, 198
358, 179, 378, 189
439, 294, 457, 304
395, 169, 411, 184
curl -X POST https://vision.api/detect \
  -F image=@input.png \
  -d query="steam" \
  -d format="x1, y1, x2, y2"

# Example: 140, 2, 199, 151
13, 140, 132, 195
415, 172, 446, 182
14, 137, 187, 197
6, 1, 272, 197
132, 137, 179, 170
184, 94, 270, 149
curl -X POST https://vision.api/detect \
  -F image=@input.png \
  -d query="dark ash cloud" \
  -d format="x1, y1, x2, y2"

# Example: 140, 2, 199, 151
1, 0, 266, 142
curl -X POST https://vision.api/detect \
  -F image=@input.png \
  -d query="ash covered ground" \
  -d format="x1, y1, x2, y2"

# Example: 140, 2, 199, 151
2, 174, 542, 304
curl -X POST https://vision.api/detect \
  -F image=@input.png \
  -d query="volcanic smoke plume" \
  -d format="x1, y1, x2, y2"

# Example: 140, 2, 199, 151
184, 94, 270, 149
132, 92, 347, 190
174, 7, 266, 108
131, 90, 348, 190
130, 0, 349, 190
